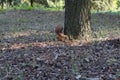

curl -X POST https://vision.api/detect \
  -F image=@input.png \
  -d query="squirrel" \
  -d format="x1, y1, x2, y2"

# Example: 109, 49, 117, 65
55, 25, 68, 42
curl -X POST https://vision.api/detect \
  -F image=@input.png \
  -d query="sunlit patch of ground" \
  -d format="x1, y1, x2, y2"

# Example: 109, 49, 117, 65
0, 10, 120, 80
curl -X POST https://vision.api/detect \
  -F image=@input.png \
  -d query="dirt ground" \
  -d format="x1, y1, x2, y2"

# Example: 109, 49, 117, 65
0, 10, 120, 80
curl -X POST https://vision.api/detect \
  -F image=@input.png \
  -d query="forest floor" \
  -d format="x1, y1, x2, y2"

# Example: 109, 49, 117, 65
0, 10, 120, 80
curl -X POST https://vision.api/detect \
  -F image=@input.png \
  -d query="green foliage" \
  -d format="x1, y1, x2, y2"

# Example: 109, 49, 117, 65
47, 0, 64, 9
0, 0, 65, 10
0, 0, 120, 11
91, 0, 118, 12
12, 5, 33, 10
117, 0, 120, 8
20, 1, 29, 7
13, 0, 21, 6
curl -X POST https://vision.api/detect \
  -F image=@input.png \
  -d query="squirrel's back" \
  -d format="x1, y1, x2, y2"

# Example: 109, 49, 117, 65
55, 25, 63, 34
55, 25, 68, 42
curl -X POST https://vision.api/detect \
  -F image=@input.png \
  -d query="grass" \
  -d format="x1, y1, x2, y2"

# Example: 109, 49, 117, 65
0, 9, 120, 41
0, 9, 120, 80
0, 3, 64, 12
0, 6, 120, 43
91, 11, 120, 39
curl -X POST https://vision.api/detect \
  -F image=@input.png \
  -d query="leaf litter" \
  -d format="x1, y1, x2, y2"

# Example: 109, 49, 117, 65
0, 10, 120, 80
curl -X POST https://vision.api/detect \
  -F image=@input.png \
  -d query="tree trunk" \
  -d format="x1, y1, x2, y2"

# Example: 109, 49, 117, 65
7, 0, 13, 7
30, 0, 33, 7
64, 0, 92, 40
1, 0, 5, 9
1, 2, 4, 9
39, 0, 49, 7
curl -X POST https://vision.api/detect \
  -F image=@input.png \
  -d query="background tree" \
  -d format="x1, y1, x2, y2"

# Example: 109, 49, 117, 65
64, 0, 92, 40
0, 0, 5, 9
0, 0, 118, 10
38, 0, 49, 7
91, 0, 118, 12
30, 0, 33, 7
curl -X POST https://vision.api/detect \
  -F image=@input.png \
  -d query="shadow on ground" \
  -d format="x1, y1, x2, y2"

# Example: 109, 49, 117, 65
0, 10, 120, 80
0, 34, 120, 80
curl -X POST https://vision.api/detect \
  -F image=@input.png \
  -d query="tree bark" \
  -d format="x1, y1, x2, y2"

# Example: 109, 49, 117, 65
7, 0, 13, 7
1, 0, 5, 9
39, 0, 49, 7
64, 0, 92, 40
30, 0, 33, 7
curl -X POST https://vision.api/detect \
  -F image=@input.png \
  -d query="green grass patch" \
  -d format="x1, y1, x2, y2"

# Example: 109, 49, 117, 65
0, 3, 64, 11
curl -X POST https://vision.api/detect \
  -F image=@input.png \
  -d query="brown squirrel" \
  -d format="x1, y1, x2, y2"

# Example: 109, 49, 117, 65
55, 25, 68, 42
